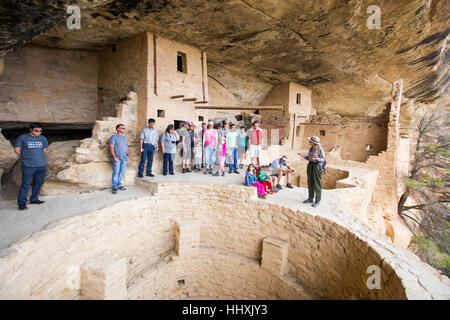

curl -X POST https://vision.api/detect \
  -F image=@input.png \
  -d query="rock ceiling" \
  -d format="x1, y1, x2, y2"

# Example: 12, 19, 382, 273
1, 0, 449, 116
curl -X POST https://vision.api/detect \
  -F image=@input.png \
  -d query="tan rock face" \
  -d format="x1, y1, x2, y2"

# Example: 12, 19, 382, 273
0, 130, 18, 171
18, 0, 448, 117
56, 162, 135, 189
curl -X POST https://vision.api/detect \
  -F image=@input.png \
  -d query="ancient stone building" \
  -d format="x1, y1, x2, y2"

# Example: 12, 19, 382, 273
0, 0, 449, 300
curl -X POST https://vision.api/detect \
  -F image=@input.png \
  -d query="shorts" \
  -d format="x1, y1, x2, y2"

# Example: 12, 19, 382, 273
182, 147, 192, 160
249, 144, 261, 158
238, 145, 247, 155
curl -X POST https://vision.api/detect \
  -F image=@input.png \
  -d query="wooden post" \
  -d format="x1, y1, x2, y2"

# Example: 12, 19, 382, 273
153, 34, 157, 96
291, 113, 296, 150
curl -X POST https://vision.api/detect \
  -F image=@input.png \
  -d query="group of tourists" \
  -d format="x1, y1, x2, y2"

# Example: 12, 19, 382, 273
13, 120, 325, 210
135, 118, 264, 179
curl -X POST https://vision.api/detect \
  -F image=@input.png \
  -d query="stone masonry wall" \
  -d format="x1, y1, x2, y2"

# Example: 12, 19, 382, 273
0, 183, 448, 300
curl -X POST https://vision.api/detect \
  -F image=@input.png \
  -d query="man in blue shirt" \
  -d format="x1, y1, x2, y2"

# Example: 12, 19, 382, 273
138, 118, 159, 178
14, 122, 49, 210
109, 124, 130, 194
270, 155, 294, 189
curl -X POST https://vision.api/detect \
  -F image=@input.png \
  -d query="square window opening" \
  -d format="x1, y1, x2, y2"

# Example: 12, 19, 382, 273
198, 116, 204, 122
157, 109, 165, 118
177, 279, 185, 286
296, 93, 302, 104
177, 52, 187, 73
319, 130, 325, 136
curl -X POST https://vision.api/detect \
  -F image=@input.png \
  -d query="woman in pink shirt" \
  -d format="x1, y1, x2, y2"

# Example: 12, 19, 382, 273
203, 121, 218, 174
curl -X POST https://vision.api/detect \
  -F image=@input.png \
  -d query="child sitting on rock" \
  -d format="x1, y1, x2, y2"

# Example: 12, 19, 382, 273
256, 165, 277, 194
245, 163, 266, 199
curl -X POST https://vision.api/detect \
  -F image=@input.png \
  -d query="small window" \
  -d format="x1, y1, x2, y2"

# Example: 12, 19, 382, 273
366, 144, 374, 152
319, 130, 325, 136
177, 52, 187, 73
198, 116, 204, 122
296, 125, 301, 137
157, 109, 165, 118
296, 93, 302, 104
177, 279, 185, 286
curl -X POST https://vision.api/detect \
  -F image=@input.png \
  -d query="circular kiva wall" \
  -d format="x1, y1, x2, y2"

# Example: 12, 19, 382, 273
0, 184, 447, 299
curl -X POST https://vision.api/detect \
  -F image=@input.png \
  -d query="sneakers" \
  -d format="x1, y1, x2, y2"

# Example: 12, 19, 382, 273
118, 186, 127, 191
112, 188, 118, 194
18, 204, 28, 210
30, 199, 45, 204
229, 169, 233, 174
303, 198, 314, 203
138, 174, 144, 178
212, 172, 219, 176
286, 183, 294, 189
312, 202, 320, 208
169, 173, 174, 175
221, 171, 225, 177
276, 184, 282, 190
258, 194, 266, 199
233, 171, 240, 174
182, 168, 186, 174
146, 173, 154, 177
186, 168, 192, 173
267, 190, 275, 194
204, 169, 210, 174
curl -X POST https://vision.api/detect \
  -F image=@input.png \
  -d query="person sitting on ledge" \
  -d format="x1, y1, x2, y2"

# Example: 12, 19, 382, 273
160, 124, 180, 176
297, 135, 326, 208
270, 155, 294, 190
256, 165, 278, 194
245, 164, 266, 199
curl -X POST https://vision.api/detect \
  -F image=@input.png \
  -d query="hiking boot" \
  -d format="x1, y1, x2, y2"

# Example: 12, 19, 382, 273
303, 198, 314, 203
30, 199, 45, 204
312, 202, 320, 208
112, 188, 118, 194
212, 172, 219, 176
286, 183, 294, 189
118, 186, 127, 191
276, 184, 282, 190
18, 204, 28, 210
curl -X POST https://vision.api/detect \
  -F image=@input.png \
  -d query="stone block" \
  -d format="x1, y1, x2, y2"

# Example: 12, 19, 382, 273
261, 236, 289, 277
80, 254, 127, 300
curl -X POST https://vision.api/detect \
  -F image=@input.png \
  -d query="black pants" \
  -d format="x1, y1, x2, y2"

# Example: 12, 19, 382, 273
307, 162, 322, 203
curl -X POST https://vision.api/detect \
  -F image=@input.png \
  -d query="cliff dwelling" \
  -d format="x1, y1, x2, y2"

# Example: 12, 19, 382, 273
0, 0, 449, 302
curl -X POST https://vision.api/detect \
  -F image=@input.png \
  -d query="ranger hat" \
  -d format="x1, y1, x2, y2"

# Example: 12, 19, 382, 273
307, 136, 320, 144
